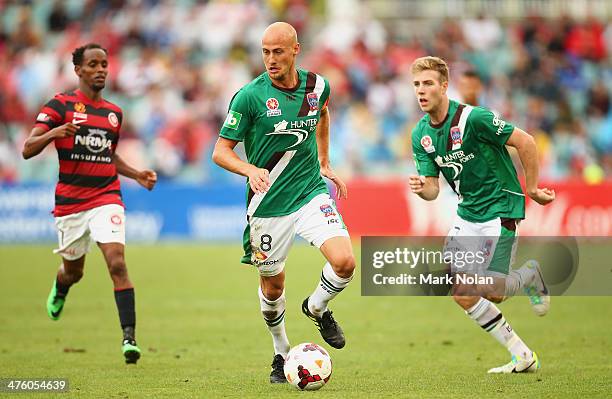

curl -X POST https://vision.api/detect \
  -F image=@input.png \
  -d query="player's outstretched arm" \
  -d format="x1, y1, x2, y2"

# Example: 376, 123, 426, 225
112, 153, 157, 191
408, 175, 440, 201
22, 123, 78, 159
316, 106, 348, 199
505, 127, 555, 205
212, 137, 270, 194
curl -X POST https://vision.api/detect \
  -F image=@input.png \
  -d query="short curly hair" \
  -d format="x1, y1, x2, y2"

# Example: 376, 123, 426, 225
72, 43, 107, 66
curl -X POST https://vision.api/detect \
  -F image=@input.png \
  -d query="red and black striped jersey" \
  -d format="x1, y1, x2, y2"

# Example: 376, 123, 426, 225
34, 89, 124, 216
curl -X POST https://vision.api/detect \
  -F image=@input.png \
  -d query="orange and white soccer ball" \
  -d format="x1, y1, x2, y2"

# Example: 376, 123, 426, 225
284, 343, 332, 391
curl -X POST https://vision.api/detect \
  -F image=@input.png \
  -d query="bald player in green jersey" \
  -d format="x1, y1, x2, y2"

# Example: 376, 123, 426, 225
409, 56, 555, 374
212, 22, 355, 383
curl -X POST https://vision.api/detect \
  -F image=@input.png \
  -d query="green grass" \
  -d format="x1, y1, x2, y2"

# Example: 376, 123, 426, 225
1, 244, 611, 398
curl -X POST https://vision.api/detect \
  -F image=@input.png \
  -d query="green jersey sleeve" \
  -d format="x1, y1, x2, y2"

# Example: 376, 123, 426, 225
469, 107, 515, 147
411, 129, 439, 177
220, 89, 252, 142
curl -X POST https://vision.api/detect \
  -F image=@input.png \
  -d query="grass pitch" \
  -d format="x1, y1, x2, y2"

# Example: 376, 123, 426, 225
1, 244, 611, 398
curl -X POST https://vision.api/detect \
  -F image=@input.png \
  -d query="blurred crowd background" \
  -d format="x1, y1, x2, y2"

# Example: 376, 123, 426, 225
0, 0, 610, 185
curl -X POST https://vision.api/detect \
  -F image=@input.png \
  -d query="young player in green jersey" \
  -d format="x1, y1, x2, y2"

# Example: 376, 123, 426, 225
409, 57, 555, 374
212, 22, 355, 383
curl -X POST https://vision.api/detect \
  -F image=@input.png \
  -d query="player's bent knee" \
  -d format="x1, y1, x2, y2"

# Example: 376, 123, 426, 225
62, 258, 85, 284
260, 274, 285, 301
67, 268, 84, 283
330, 254, 356, 278
261, 277, 284, 300
108, 257, 128, 277
261, 286, 283, 301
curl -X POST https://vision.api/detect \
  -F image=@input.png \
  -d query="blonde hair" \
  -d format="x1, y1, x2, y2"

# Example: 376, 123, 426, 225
411, 56, 449, 83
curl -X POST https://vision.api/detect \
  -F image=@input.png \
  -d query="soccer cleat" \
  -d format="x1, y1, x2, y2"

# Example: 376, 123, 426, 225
46, 280, 65, 321
301, 297, 345, 349
523, 260, 550, 316
487, 352, 540, 374
122, 339, 141, 364
269, 354, 287, 383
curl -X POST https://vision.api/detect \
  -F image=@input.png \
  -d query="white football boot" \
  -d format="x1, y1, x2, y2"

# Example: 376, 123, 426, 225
488, 352, 540, 374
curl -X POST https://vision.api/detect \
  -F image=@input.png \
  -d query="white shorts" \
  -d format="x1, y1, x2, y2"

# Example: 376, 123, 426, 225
443, 215, 519, 278
248, 193, 349, 277
53, 204, 126, 260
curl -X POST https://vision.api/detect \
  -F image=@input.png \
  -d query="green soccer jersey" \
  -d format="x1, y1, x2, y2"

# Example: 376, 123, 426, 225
412, 99, 525, 222
219, 69, 330, 218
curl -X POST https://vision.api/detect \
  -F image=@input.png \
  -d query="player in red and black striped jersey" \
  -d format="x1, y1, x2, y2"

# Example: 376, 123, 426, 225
22, 43, 157, 364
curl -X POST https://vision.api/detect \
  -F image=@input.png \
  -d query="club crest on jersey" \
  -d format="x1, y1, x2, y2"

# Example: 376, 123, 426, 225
108, 112, 119, 128
74, 102, 86, 113
421, 135, 435, 153
450, 126, 462, 146
307, 92, 319, 111
110, 214, 123, 225
266, 98, 282, 117
320, 204, 336, 217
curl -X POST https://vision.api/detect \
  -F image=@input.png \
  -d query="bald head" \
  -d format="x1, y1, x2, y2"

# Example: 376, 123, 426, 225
262, 22, 298, 46
261, 22, 300, 87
